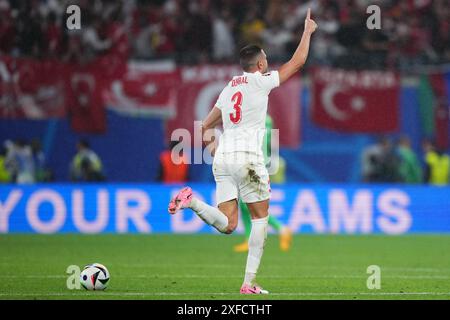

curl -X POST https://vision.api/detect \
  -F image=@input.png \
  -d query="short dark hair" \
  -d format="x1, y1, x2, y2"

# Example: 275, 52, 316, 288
239, 44, 263, 71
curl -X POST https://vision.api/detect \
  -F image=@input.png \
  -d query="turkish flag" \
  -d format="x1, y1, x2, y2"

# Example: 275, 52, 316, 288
311, 67, 400, 132
104, 62, 178, 118
0, 57, 65, 119
66, 63, 106, 133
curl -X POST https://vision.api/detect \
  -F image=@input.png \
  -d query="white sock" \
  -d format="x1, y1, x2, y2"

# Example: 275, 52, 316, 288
244, 216, 268, 285
189, 198, 229, 233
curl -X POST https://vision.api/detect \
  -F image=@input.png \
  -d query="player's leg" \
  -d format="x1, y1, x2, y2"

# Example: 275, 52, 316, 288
235, 203, 292, 252
217, 199, 239, 234
237, 153, 271, 294
234, 200, 252, 252
268, 215, 293, 251
168, 153, 240, 234
240, 200, 252, 238
191, 195, 238, 234
240, 199, 269, 294
168, 187, 238, 234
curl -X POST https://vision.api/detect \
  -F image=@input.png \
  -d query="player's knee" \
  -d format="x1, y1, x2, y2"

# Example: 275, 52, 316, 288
224, 220, 237, 234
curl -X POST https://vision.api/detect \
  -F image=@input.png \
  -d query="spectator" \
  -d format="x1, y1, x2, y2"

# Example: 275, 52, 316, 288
361, 137, 386, 182
422, 139, 449, 185
3, 141, 16, 182
157, 140, 189, 184
70, 139, 104, 182
133, 21, 158, 59
261, 22, 292, 61
31, 139, 52, 182
240, 10, 266, 47
310, 6, 342, 65
397, 135, 422, 183
43, 11, 62, 58
0, 2, 15, 55
361, 137, 400, 183
189, 3, 212, 63
15, 2, 45, 58
81, 17, 112, 62
378, 138, 402, 183
5, 139, 35, 184
0, 146, 10, 183
212, 9, 235, 62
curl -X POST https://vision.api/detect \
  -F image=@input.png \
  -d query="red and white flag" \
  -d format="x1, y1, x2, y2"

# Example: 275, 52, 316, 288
0, 57, 65, 119
65, 63, 107, 133
311, 67, 400, 132
104, 61, 178, 118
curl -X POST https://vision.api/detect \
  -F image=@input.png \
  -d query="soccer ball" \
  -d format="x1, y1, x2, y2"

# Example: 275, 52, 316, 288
80, 263, 110, 290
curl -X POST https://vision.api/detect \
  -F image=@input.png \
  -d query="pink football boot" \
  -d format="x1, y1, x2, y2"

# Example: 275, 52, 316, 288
240, 284, 269, 294
168, 187, 193, 214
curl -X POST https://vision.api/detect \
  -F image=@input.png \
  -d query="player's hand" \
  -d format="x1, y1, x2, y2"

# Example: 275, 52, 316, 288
304, 8, 318, 35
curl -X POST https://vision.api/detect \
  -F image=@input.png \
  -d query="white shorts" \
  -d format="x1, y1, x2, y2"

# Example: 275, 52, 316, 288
213, 152, 271, 205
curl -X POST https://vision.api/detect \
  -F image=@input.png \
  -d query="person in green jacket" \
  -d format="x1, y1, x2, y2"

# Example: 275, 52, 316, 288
397, 136, 422, 183
234, 115, 292, 252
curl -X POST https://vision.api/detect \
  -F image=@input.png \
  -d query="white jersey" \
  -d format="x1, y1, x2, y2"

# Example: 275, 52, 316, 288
214, 70, 280, 156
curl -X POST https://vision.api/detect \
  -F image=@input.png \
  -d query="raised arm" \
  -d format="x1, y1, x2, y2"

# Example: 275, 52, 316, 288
202, 106, 222, 157
278, 8, 318, 84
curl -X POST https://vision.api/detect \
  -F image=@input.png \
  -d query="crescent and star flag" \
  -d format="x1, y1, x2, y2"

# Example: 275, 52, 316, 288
103, 61, 178, 118
311, 67, 400, 133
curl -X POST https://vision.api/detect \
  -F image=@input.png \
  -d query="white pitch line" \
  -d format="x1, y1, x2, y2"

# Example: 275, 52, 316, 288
118, 264, 450, 273
147, 274, 450, 279
1, 274, 450, 280
0, 292, 450, 297
0, 275, 67, 279
3, 263, 447, 274
382, 267, 447, 272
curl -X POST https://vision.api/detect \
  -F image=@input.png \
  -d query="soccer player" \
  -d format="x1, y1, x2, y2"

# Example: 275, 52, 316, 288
234, 115, 293, 253
168, 9, 317, 294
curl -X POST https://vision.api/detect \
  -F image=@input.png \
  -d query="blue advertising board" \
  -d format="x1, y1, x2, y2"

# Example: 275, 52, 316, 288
0, 184, 449, 234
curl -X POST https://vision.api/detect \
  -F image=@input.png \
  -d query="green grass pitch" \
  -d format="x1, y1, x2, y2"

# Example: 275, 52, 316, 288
0, 234, 449, 300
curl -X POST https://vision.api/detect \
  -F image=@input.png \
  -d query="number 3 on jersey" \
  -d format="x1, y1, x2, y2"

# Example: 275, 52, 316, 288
229, 91, 243, 124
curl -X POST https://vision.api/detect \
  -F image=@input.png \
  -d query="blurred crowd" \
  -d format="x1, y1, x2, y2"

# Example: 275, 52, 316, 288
0, 0, 129, 64
1, 139, 52, 183
0, 0, 449, 69
1, 135, 448, 185
361, 136, 449, 185
0, 138, 105, 183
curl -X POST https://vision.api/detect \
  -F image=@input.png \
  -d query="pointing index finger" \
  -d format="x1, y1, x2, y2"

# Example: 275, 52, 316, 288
307, 8, 311, 20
